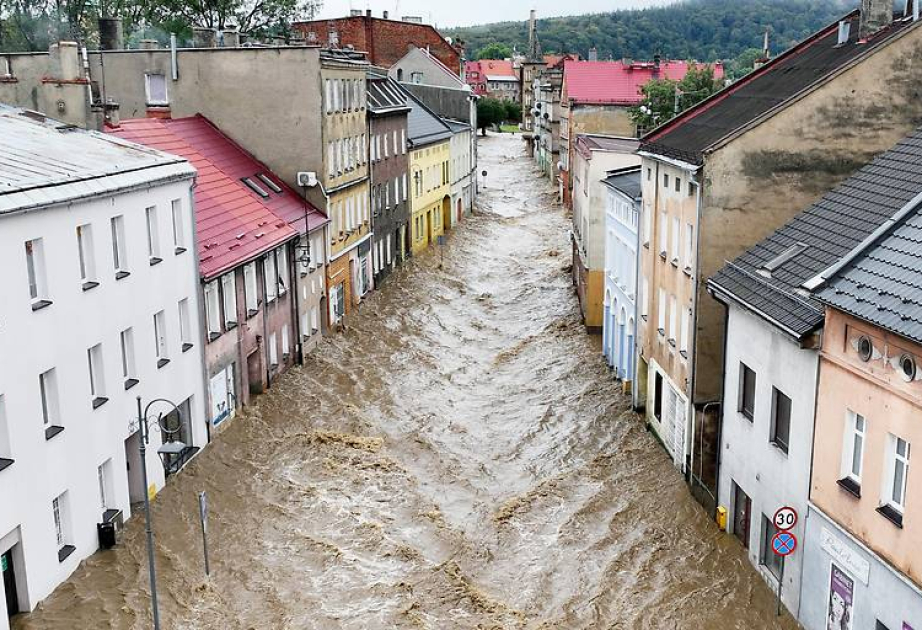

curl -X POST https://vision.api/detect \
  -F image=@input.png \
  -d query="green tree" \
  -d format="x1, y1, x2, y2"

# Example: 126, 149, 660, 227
503, 100, 522, 123
630, 64, 721, 133
726, 46, 765, 79
477, 97, 506, 135
476, 41, 512, 60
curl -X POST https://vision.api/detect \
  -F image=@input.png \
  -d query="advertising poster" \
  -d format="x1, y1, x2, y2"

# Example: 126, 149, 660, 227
827, 563, 855, 630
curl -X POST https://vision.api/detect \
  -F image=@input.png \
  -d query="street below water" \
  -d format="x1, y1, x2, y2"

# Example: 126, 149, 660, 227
14, 134, 797, 630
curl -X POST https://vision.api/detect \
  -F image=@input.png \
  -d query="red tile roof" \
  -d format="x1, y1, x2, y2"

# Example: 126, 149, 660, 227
108, 116, 326, 280
478, 59, 517, 79
563, 59, 724, 106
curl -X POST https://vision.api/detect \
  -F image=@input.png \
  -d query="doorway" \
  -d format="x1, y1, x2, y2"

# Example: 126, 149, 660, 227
2, 547, 19, 618
457, 198, 463, 223
442, 197, 451, 231
247, 349, 263, 397
124, 431, 145, 505
732, 481, 752, 549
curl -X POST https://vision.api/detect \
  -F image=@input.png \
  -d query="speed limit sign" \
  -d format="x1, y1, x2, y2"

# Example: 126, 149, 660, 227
773, 506, 798, 531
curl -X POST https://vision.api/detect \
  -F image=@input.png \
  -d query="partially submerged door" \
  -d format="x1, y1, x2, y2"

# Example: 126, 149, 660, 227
3, 548, 20, 617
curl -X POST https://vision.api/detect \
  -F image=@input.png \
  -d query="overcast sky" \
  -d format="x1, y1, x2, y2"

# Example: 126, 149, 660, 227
316, 0, 675, 28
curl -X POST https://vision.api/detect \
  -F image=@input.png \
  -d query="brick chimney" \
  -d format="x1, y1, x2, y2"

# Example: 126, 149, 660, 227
859, 0, 893, 39
588, 47, 598, 61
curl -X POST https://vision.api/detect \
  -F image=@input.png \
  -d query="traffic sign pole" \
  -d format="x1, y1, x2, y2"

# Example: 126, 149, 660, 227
199, 491, 210, 577
777, 555, 785, 617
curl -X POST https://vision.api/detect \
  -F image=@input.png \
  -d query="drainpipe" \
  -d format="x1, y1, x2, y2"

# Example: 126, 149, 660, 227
261, 254, 272, 390
170, 34, 179, 81
290, 237, 305, 366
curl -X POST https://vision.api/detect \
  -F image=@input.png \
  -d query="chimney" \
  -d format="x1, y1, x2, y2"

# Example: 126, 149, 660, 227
366, 9, 372, 17
836, 20, 852, 46
653, 53, 661, 68
49, 41, 81, 81
139, 39, 158, 50
859, 0, 893, 39
383, 10, 389, 19
97, 17, 123, 50
192, 27, 217, 48
350, 9, 362, 17
588, 47, 598, 61
221, 28, 239, 47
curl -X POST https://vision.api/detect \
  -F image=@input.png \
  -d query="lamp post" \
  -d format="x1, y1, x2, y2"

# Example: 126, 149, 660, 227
134, 396, 187, 630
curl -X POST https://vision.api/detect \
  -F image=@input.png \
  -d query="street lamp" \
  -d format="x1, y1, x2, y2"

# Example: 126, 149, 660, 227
134, 396, 187, 630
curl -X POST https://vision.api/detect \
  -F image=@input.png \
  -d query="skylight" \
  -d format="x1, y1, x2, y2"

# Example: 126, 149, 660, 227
256, 173, 283, 194
763, 242, 809, 273
241, 177, 270, 198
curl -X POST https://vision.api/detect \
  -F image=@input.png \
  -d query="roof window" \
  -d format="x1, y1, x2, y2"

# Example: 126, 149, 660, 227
256, 173, 283, 194
763, 242, 808, 273
241, 177, 270, 198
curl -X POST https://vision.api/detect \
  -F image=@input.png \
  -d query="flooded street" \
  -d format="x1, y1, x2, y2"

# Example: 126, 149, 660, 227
15, 134, 796, 630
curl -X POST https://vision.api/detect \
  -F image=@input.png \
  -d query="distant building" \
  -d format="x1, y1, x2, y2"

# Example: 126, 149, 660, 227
294, 11, 463, 72
532, 59, 567, 182
602, 166, 642, 390
390, 45, 463, 87
465, 60, 520, 102
445, 118, 475, 225
109, 115, 328, 430
0, 107, 206, 627
464, 61, 487, 97
559, 58, 721, 207
637, 0, 922, 514
570, 135, 640, 331
367, 71, 412, 284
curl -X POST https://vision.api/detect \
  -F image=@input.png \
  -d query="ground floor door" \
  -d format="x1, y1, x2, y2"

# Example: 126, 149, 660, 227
2, 549, 19, 617
457, 198, 463, 223
210, 364, 236, 427
428, 210, 436, 246
124, 431, 145, 504
732, 481, 752, 549
247, 350, 263, 397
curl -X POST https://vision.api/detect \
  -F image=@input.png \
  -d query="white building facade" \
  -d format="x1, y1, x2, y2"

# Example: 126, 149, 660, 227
0, 109, 207, 627
447, 120, 475, 226
602, 167, 641, 387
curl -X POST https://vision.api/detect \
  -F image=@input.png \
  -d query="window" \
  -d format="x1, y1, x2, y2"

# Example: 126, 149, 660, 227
642, 205, 651, 247
739, 363, 756, 420
87, 343, 108, 408
647, 167, 652, 181
770, 387, 792, 454
653, 372, 663, 421
154, 310, 169, 367
0, 396, 11, 467
680, 307, 690, 357
145, 206, 161, 264
269, 332, 278, 368
120, 328, 138, 389
145, 73, 168, 106
668, 295, 678, 347
658, 212, 667, 256
243, 262, 259, 319
657, 289, 666, 335
222, 273, 237, 328
282, 325, 290, 359
77, 225, 97, 290
264, 254, 278, 302
671, 217, 680, 264
179, 298, 193, 352
684, 224, 694, 271
97, 460, 114, 511
641, 277, 649, 319
663, 173, 669, 188
884, 435, 910, 513
760, 514, 783, 580
732, 481, 752, 548
25, 237, 51, 309
204, 281, 221, 340
675, 176, 682, 193
110, 215, 129, 279
277, 247, 290, 296
40, 368, 62, 437
171, 199, 186, 253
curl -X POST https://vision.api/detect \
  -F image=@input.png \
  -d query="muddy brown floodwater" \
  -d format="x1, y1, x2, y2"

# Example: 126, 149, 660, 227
15, 134, 798, 630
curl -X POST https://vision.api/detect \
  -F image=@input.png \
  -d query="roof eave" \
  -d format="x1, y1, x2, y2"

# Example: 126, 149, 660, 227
707, 277, 821, 342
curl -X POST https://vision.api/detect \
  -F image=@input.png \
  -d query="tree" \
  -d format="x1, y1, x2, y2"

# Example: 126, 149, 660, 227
476, 41, 511, 60
629, 64, 721, 133
149, 0, 322, 34
726, 47, 764, 79
503, 100, 522, 123
477, 97, 506, 135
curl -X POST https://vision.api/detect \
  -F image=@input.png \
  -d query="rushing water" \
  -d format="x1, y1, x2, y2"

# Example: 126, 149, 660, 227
14, 134, 797, 630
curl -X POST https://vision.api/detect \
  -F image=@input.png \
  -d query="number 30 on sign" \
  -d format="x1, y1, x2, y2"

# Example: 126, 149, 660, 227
773, 506, 798, 531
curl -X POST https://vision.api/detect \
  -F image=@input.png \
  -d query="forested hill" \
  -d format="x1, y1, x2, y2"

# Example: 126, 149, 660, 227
445, 0, 853, 62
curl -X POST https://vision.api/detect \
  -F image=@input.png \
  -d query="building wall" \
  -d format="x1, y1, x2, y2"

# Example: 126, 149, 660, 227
602, 186, 638, 385
0, 47, 325, 194
812, 309, 922, 586
369, 111, 411, 282
718, 303, 819, 618
409, 140, 450, 253
293, 17, 461, 71
401, 82, 476, 125
389, 48, 463, 89
450, 128, 474, 224
0, 179, 207, 623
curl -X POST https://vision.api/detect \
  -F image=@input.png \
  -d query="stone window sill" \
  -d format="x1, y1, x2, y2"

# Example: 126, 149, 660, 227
182, 343, 194, 353
157, 358, 171, 369
92, 397, 109, 410
837, 477, 861, 499
32, 299, 53, 312
45, 425, 65, 441
877, 504, 904, 529
58, 545, 76, 563
82, 281, 100, 292
0, 458, 13, 473
149, 257, 163, 266
116, 271, 131, 281
124, 378, 140, 391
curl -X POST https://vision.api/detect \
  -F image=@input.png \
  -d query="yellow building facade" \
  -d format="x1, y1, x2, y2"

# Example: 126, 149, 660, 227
409, 140, 451, 254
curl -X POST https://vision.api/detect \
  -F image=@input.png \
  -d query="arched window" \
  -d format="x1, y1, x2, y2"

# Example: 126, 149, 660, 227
397, 68, 404, 81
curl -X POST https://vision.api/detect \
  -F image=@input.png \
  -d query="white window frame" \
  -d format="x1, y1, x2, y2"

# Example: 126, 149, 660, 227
120, 328, 137, 384
276, 247, 290, 296
77, 224, 97, 287
841, 410, 866, 485
154, 310, 169, 365
40, 368, 60, 428
672, 217, 680, 264
25, 237, 50, 305
684, 223, 694, 271
269, 332, 279, 367
111, 215, 128, 277
657, 289, 666, 336
222, 273, 238, 327
658, 211, 667, 256
204, 281, 222, 339
179, 298, 192, 350
171, 199, 186, 253
146, 206, 161, 263
884, 434, 911, 513
244, 262, 258, 315
145, 73, 168, 106
87, 343, 107, 403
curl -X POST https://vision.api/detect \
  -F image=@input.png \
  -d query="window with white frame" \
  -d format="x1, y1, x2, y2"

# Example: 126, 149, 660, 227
76, 224, 97, 289
264, 254, 278, 302
145, 73, 168, 106
641, 277, 649, 319
658, 211, 667, 256
680, 307, 690, 357
657, 289, 666, 335
25, 238, 50, 307
87, 343, 107, 407
204, 281, 221, 339
222, 273, 237, 327
0, 395, 11, 464
154, 310, 169, 366
145, 206, 161, 264
98, 460, 114, 511
171, 199, 186, 253
669, 295, 678, 347
40, 368, 61, 434
276, 247, 290, 296
120, 328, 138, 387
282, 325, 290, 359
179, 298, 193, 351
269, 332, 278, 367
671, 217, 680, 264
841, 410, 866, 488
52, 493, 72, 553
111, 215, 129, 279
684, 223, 694, 271
642, 204, 651, 246
883, 434, 910, 514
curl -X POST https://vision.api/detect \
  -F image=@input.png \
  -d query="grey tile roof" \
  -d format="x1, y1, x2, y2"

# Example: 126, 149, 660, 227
579, 134, 640, 154
603, 166, 642, 200
817, 207, 922, 344
367, 76, 411, 114
400, 84, 452, 147
0, 105, 193, 215
641, 12, 920, 165
709, 126, 922, 339
443, 118, 471, 134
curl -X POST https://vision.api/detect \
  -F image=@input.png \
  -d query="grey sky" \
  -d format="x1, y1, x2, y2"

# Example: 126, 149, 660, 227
316, 0, 675, 28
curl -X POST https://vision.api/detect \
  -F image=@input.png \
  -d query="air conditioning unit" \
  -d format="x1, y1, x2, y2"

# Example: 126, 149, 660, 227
297, 171, 318, 188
